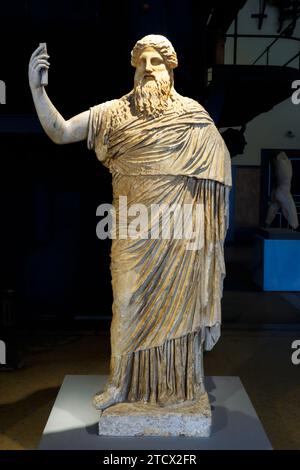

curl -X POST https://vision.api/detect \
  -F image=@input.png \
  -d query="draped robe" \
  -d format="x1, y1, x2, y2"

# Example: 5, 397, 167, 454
88, 91, 231, 404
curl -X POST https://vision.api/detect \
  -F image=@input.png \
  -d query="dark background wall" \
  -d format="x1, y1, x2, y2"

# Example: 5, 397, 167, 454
0, 0, 241, 325
0, 0, 211, 115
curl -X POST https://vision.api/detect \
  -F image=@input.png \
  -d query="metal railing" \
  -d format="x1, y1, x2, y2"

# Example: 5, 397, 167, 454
225, 14, 300, 68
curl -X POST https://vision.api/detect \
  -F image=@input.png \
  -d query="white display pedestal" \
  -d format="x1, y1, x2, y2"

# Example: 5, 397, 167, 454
38, 375, 272, 450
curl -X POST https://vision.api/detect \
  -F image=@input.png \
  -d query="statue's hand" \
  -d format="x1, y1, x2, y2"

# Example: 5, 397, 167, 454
28, 44, 50, 90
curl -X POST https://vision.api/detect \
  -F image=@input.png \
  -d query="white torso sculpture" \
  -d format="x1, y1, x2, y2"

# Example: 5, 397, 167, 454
265, 151, 299, 230
29, 36, 231, 419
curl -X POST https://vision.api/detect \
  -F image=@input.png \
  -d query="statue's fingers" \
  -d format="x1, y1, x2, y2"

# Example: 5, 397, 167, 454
31, 55, 49, 66
36, 53, 50, 60
30, 44, 45, 61
35, 64, 50, 72
33, 60, 50, 70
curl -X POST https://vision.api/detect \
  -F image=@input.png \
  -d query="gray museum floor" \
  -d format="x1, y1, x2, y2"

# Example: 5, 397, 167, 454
0, 243, 300, 450
0, 326, 299, 450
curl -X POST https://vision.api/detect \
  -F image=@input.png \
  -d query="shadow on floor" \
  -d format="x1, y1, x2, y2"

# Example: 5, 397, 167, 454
0, 387, 59, 432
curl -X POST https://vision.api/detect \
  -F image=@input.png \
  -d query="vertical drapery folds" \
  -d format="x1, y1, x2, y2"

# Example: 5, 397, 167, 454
88, 91, 231, 404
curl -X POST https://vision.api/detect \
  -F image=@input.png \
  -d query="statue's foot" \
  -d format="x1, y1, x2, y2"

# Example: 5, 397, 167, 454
93, 386, 123, 411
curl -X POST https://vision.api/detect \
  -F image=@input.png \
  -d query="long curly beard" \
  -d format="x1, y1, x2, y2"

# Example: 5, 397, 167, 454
133, 77, 171, 119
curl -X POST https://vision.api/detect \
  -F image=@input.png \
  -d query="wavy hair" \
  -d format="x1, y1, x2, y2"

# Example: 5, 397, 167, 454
131, 35, 178, 69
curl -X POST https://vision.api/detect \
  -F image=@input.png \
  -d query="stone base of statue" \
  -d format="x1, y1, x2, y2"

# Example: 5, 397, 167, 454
38, 376, 273, 449
98, 393, 211, 437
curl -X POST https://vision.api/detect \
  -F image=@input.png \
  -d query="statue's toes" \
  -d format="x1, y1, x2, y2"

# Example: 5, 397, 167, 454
92, 388, 122, 410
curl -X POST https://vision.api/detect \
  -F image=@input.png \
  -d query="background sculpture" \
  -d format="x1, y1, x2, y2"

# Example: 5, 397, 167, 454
265, 151, 299, 230
29, 35, 231, 435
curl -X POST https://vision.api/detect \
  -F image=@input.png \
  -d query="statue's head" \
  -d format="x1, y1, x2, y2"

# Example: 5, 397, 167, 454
131, 34, 178, 70
131, 35, 178, 118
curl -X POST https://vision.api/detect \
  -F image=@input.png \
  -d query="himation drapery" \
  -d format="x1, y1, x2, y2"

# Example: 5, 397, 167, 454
88, 91, 231, 404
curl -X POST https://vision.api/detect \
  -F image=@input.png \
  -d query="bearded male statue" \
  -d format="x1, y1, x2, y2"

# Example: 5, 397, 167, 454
29, 35, 231, 433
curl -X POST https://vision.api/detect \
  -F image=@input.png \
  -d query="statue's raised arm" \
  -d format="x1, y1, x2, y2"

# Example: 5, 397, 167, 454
28, 44, 89, 144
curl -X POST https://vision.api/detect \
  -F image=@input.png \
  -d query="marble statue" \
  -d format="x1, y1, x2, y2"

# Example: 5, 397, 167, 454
29, 35, 231, 436
265, 151, 299, 230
